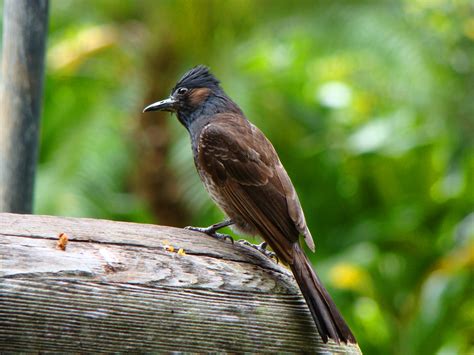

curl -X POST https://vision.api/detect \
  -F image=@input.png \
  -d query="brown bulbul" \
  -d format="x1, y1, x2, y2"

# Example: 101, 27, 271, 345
143, 65, 356, 344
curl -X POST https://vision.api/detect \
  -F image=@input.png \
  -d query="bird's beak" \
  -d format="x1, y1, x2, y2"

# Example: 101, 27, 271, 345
143, 97, 177, 113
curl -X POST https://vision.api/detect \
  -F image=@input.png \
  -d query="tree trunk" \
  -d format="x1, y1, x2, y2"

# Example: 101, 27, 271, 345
0, 213, 361, 353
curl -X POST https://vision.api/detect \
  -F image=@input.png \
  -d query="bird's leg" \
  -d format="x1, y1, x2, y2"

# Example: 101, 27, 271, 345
185, 219, 234, 243
238, 240, 279, 263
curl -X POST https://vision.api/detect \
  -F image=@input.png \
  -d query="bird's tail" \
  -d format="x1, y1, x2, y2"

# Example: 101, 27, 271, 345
290, 244, 357, 344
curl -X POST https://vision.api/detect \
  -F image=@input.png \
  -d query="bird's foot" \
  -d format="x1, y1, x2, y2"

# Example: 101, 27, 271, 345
185, 225, 234, 244
238, 240, 279, 263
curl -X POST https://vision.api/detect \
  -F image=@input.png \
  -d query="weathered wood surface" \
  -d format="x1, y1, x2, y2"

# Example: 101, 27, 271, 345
0, 213, 361, 353
0, 0, 49, 213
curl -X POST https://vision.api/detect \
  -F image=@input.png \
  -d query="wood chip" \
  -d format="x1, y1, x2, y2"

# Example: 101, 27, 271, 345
57, 233, 68, 251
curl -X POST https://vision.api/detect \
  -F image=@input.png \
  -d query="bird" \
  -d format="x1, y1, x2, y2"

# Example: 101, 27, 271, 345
143, 65, 356, 344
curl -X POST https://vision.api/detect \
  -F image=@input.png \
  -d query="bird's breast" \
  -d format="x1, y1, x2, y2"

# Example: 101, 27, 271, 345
195, 164, 227, 208
196, 165, 257, 236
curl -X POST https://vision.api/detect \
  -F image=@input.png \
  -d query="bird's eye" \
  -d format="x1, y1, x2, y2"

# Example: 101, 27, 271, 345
177, 87, 188, 96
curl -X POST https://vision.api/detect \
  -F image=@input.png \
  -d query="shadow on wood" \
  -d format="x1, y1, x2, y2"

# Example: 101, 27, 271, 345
0, 213, 361, 353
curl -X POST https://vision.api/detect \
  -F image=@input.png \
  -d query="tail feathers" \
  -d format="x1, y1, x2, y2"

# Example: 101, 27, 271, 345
290, 245, 357, 344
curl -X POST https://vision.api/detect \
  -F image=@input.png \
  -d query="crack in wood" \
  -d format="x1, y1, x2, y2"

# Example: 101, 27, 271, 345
0, 231, 288, 276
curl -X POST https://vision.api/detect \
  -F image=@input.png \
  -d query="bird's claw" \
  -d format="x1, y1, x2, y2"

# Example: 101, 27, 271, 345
185, 226, 234, 244
238, 240, 279, 263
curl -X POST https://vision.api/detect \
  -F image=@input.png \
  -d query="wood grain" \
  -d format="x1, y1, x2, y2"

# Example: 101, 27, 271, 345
0, 213, 361, 353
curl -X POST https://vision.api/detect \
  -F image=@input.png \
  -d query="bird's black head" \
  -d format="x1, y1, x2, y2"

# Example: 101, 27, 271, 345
143, 65, 240, 128
172, 65, 220, 93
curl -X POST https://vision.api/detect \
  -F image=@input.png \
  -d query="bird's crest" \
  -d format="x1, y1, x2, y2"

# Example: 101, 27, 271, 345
173, 65, 220, 92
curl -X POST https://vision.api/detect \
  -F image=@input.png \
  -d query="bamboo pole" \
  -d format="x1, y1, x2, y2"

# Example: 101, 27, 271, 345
0, 0, 49, 213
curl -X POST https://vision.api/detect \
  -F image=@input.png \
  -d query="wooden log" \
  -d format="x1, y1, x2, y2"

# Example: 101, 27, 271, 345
0, 0, 49, 213
0, 213, 361, 353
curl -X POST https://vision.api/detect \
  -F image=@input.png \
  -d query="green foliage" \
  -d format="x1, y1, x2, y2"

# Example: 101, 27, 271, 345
10, 0, 472, 353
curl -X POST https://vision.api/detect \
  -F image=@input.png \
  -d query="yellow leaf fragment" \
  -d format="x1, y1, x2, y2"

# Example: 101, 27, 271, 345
162, 239, 175, 252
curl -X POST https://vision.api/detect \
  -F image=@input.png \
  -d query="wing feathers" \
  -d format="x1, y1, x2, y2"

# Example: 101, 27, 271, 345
198, 115, 315, 257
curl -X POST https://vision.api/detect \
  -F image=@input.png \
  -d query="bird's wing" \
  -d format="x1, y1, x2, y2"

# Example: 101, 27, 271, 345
198, 116, 314, 262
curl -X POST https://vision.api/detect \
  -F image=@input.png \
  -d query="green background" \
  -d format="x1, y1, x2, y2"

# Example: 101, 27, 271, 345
3, 0, 473, 353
